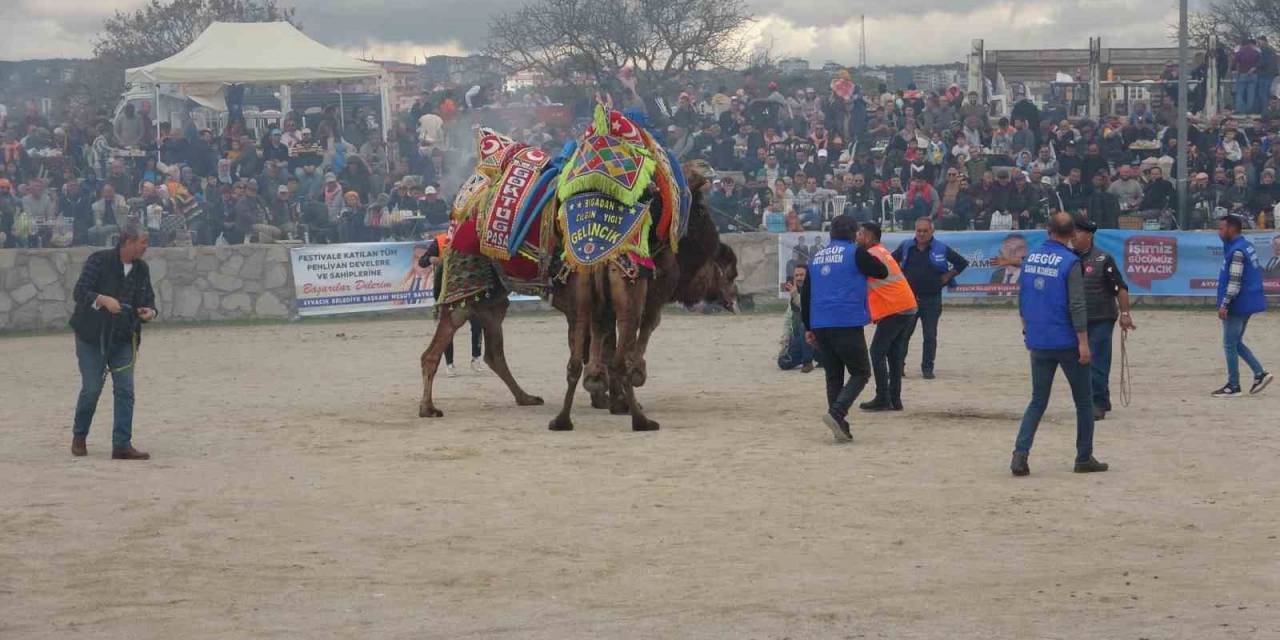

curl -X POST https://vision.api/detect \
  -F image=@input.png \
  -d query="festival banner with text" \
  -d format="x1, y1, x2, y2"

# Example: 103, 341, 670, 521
289, 242, 539, 317
777, 230, 1280, 298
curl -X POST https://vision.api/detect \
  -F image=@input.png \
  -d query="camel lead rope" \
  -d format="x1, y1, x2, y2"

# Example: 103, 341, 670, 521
1118, 328, 1133, 408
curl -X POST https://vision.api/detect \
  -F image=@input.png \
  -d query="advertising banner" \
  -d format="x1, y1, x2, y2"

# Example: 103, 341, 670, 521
777, 230, 1280, 298
289, 242, 538, 317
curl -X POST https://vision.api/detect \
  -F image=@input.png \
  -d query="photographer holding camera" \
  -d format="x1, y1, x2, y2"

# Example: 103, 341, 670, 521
68, 218, 157, 460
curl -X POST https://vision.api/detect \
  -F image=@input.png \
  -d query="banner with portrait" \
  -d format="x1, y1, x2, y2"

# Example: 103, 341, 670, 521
776, 230, 1280, 298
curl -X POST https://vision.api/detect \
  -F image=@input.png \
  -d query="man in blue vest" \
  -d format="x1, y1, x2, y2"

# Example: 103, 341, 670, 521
892, 217, 969, 378
1011, 212, 1109, 476
800, 215, 890, 442
1212, 214, 1273, 397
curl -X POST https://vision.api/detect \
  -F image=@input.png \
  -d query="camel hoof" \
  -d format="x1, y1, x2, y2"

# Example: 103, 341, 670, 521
589, 391, 610, 410
418, 406, 444, 418
609, 399, 630, 415
548, 416, 575, 431
629, 363, 647, 387
632, 419, 660, 432
518, 395, 545, 407
583, 374, 607, 394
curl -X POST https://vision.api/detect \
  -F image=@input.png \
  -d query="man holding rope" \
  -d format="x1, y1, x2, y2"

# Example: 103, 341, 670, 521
68, 219, 157, 460
1072, 217, 1136, 421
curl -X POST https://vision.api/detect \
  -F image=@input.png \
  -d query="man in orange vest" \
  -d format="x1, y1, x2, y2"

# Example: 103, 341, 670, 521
856, 222, 919, 411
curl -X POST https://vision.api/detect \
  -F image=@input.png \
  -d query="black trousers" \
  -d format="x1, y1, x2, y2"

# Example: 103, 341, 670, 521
444, 318, 483, 365
869, 312, 915, 403
904, 295, 942, 374
814, 326, 872, 420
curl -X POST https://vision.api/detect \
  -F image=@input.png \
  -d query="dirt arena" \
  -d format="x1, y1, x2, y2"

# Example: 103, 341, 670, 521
1, 307, 1277, 639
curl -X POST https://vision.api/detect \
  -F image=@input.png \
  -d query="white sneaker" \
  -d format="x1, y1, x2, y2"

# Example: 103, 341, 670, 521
471, 358, 486, 373
446, 364, 457, 378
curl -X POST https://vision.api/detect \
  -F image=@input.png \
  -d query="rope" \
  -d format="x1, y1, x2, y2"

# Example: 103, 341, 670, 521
1118, 327, 1133, 408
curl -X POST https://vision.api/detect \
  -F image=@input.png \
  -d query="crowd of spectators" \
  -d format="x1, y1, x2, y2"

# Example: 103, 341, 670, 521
657, 40, 1280, 234
0, 97, 467, 249
6, 38, 1280, 250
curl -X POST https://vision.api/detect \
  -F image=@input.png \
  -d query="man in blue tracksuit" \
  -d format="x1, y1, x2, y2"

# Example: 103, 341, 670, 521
1011, 212, 1109, 477
800, 215, 889, 443
1211, 214, 1273, 397
892, 217, 969, 378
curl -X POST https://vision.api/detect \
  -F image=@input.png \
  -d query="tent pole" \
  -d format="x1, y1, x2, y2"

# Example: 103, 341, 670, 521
379, 73, 392, 143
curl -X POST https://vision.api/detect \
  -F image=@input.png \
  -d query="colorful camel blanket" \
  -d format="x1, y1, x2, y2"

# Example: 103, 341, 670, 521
557, 106, 656, 206
478, 145, 550, 260
560, 192, 651, 268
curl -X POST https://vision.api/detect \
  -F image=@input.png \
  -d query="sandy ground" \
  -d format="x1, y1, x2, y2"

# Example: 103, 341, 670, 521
1, 307, 1278, 639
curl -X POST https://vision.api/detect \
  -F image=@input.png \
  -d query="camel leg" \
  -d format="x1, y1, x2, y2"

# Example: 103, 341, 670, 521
476, 296, 544, 407
628, 294, 666, 388
606, 329, 630, 415
582, 271, 611, 396
551, 275, 591, 431
419, 305, 467, 418
609, 268, 658, 431
591, 330, 615, 410
629, 249, 676, 388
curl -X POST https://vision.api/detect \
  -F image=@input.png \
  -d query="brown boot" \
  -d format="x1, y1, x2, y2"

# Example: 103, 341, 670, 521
71, 435, 87, 457
111, 446, 150, 460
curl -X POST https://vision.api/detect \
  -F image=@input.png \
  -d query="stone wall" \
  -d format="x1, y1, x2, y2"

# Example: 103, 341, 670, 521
0, 233, 1236, 332
0, 245, 294, 332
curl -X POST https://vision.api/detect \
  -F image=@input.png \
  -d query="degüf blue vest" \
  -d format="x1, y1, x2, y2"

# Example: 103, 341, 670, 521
896, 237, 952, 274
1216, 235, 1267, 316
809, 240, 873, 329
1019, 239, 1081, 350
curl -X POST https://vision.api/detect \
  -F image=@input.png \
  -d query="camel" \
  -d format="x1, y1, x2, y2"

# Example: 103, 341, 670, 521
417, 123, 736, 425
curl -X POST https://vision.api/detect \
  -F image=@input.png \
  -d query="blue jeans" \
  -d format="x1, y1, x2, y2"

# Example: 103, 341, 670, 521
1014, 348, 1095, 463
73, 337, 136, 449
1087, 321, 1115, 410
904, 295, 942, 374
778, 320, 816, 370
1235, 73, 1258, 114
1257, 75, 1275, 113
1223, 315, 1264, 388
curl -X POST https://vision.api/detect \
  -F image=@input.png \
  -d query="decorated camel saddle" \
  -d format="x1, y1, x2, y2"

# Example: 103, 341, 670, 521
438, 107, 692, 308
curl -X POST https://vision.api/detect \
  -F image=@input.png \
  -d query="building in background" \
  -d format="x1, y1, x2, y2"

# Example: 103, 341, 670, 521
778, 57, 811, 74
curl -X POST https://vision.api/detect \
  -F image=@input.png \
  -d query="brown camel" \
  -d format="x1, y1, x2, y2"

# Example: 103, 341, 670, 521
547, 171, 737, 432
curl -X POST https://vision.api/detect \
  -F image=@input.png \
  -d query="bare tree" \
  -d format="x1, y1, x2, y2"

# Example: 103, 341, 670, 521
93, 0, 299, 69
1180, 0, 1278, 46
485, 0, 752, 92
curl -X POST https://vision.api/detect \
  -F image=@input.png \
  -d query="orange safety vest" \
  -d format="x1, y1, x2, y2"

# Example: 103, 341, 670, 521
866, 244, 918, 322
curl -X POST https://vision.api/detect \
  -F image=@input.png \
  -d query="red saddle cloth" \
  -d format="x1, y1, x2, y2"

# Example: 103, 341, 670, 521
451, 212, 542, 282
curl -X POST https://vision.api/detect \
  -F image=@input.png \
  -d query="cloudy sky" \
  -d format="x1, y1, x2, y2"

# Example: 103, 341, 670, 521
4, 0, 1190, 65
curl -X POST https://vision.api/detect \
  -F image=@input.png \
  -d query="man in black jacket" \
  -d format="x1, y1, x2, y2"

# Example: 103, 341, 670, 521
1083, 171, 1121, 229
68, 219, 157, 460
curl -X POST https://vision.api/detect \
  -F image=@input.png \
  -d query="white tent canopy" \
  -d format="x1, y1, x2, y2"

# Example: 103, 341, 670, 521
125, 22, 383, 84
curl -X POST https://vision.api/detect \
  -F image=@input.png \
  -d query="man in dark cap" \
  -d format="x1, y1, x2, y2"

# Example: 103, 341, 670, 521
1072, 217, 1135, 420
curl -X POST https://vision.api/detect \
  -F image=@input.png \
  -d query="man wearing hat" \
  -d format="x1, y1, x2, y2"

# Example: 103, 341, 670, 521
1073, 216, 1135, 420
421, 185, 448, 228
263, 128, 290, 163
